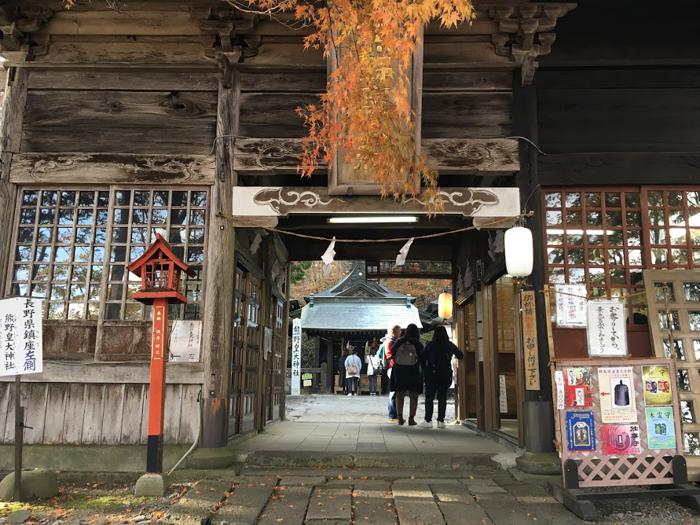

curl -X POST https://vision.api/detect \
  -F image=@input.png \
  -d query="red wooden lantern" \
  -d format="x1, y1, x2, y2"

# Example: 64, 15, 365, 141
128, 233, 194, 474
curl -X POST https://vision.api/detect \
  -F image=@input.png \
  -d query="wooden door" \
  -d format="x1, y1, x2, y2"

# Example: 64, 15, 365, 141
644, 269, 700, 476
241, 273, 262, 433
271, 296, 285, 420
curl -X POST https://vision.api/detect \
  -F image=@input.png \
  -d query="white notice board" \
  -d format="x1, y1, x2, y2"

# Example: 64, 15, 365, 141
169, 320, 202, 363
0, 298, 43, 377
291, 319, 302, 396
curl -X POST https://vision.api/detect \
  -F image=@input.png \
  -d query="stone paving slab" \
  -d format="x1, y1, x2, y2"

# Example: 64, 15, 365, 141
353, 497, 396, 525
431, 484, 474, 504
438, 501, 493, 524
213, 486, 274, 525
394, 499, 445, 525
279, 475, 328, 486
305, 487, 353, 521
257, 486, 313, 525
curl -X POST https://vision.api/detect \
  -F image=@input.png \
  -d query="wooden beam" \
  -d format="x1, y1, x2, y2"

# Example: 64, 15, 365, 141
232, 186, 520, 218
539, 152, 700, 186
0, 361, 203, 384
10, 153, 216, 185
27, 69, 219, 91
42, 11, 201, 36
233, 138, 519, 174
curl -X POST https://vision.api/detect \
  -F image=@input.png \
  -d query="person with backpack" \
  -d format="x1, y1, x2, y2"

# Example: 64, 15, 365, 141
381, 325, 402, 420
419, 325, 464, 428
389, 323, 424, 426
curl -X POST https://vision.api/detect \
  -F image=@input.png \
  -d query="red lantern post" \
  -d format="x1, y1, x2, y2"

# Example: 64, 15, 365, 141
128, 234, 194, 474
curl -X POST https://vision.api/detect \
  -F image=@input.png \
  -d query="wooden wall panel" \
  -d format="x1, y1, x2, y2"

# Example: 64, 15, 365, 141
100, 324, 151, 359
21, 90, 217, 154
43, 322, 97, 360
538, 86, 700, 153
0, 381, 198, 445
422, 93, 512, 138
27, 70, 218, 92
238, 92, 319, 138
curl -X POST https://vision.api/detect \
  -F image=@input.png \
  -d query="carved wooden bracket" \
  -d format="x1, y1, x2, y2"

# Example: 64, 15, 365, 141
197, 7, 254, 84
0, 6, 53, 59
487, 3, 576, 85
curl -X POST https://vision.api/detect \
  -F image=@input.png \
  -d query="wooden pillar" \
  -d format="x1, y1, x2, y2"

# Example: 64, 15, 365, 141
513, 69, 555, 452
279, 264, 290, 420
200, 63, 240, 448
0, 67, 28, 299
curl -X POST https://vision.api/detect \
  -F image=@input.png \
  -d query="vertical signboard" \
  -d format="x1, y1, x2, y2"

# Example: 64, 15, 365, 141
291, 319, 302, 396
169, 320, 202, 363
0, 298, 43, 377
521, 290, 540, 390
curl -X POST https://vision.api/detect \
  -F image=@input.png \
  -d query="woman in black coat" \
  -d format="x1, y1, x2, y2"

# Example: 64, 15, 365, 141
389, 323, 424, 426
420, 325, 464, 428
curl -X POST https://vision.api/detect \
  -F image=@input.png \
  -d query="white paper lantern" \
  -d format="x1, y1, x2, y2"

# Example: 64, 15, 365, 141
505, 226, 533, 278
438, 290, 453, 320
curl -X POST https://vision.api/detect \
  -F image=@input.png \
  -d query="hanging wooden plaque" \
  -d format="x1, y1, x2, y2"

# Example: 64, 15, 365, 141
521, 290, 540, 391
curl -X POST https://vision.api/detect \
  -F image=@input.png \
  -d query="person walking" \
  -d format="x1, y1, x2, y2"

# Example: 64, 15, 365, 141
337, 348, 347, 395
365, 340, 381, 396
389, 324, 424, 426
344, 344, 362, 396
380, 325, 401, 420
420, 326, 464, 428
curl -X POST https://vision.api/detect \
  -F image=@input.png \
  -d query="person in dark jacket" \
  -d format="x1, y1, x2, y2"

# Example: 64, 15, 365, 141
420, 325, 464, 428
389, 323, 424, 426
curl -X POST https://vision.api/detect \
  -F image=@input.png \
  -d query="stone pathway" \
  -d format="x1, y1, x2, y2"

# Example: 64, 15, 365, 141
162, 467, 586, 525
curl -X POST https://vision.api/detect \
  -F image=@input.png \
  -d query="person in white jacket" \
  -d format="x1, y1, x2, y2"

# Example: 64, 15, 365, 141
344, 344, 362, 397
365, 338, 381, 396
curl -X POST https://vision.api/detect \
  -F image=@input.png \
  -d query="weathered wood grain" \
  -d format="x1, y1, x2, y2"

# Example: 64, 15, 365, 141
24, 383, 49, 445
201, 74, 239, 447
120, 384, 145, 445
423, 70, 512, 92
0, 361, 204, 385
21, 90, 217, 154
178, 385, 200, 443
10, 153, 216, 185
34, 36, 211, 65
100, 323, 151, 357
238, 92, 318, 138
243, 42, 324, 68
233, 138, 518, 173
0, 68, 27, 298
43, 322, 96, 360
81, 384, 105, 445
164, 384, 183, 444
62, 383, 86, 444
43, 11, 201, 36
27, 69, 219, 91
42, 383, 68, 444
424, 41, 512, 66
539, 152, 700, 185
422, 92, 512, 138
101, 385, 125, 445
239, 69, 326, 93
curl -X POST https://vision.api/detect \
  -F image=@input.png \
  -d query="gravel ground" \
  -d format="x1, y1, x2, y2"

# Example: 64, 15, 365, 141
597, 495, 700, 524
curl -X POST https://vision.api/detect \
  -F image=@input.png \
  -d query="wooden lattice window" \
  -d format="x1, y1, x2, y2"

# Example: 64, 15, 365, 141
644, 270, 700, 468
543, 189, 645, 320
8, 187, 208, 321
642, 188, 700, 269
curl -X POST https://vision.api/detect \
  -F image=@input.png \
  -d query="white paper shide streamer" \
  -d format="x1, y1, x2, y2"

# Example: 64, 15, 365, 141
395, 237, 414, 267
321, 237, 336, 266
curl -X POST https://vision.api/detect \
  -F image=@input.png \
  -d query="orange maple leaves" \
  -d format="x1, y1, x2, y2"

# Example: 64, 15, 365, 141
248, 0, 475, 203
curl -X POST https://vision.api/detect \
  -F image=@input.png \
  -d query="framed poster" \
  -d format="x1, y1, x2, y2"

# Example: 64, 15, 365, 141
598, 367, 637, 423
566, 411, 596, 451
642, 365, 673, 406
555, 284, 587, 328
646, 407, 676, 450
601, 424, 641, 455
587, 300, 628, 357
564, 367, 593, 408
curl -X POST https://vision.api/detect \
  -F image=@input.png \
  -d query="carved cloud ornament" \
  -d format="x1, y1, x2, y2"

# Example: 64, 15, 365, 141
487, 2, 576, 85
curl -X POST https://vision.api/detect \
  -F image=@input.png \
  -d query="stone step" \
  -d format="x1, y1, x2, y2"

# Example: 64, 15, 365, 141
242, 451, 500, 470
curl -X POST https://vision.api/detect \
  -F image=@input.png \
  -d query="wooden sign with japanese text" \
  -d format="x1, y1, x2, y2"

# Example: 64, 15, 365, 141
521, 290, 540, 390
0, 298, 42, 377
